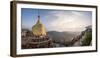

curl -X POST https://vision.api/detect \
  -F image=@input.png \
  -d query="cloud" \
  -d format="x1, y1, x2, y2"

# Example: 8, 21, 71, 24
45, 11, 92, 32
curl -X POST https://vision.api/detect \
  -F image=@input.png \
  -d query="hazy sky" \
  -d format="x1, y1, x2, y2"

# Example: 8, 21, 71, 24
21, 8, 92, 32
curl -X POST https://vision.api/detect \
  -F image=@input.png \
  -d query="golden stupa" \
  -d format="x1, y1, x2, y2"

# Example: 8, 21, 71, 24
32, 16, 46, 36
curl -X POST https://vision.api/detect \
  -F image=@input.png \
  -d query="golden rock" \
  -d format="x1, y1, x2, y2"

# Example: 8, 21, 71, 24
32, 16, 46, 36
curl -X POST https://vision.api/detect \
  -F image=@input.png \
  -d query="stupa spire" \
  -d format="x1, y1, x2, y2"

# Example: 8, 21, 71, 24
37, 15, 41, 24
37, 10, 41, 24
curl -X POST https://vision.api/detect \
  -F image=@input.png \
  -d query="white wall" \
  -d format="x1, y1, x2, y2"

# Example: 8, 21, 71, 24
0, 0, 100, 58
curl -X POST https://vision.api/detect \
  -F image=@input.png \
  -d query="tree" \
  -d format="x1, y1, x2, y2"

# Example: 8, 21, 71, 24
81, 31, 92, 46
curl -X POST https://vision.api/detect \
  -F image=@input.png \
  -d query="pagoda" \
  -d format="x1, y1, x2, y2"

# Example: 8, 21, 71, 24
22, 15, 53, 49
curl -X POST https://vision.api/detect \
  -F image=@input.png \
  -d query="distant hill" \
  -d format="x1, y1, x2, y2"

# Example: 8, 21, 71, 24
47, 31, 80, 46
